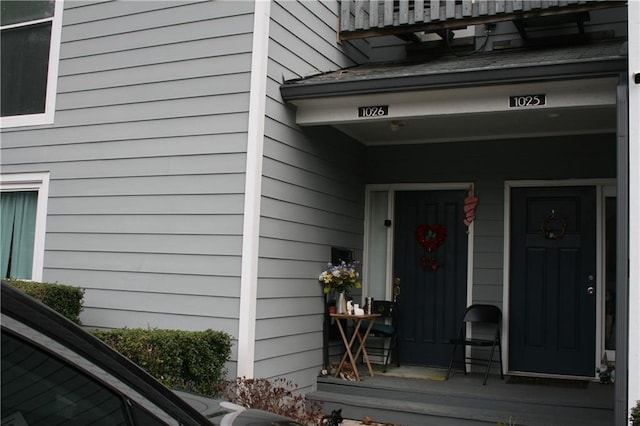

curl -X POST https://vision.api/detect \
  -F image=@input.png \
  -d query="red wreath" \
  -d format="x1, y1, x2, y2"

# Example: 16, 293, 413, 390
415, 224, 447, 252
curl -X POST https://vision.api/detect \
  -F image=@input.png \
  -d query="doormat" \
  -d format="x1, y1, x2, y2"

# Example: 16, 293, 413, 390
506, 376, 589, 389
372, 365, 447, 381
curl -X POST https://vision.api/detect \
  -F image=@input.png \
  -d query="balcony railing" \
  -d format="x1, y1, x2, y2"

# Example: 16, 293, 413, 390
339, 0, 625, 40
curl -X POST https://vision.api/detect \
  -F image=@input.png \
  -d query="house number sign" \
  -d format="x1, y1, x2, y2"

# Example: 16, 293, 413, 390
358, 105, 389, 117
509, 94, 546, 108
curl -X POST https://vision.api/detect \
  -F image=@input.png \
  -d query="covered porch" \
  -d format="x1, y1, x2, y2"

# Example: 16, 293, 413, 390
280, 4, 629, 422
282, 30, 627, 417
310, 365, 614, 425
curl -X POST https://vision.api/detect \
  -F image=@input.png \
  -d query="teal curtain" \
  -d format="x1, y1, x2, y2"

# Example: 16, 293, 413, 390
0, 191, 37, 279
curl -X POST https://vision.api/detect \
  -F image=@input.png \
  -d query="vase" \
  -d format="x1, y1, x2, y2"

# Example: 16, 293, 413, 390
336, 292, 347, 314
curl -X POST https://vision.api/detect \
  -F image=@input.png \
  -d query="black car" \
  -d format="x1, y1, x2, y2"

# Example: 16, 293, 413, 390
1, 281, 303, 425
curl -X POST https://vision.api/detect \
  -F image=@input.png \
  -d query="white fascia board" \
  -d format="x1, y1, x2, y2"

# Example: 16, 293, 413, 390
292, 77, 618, 126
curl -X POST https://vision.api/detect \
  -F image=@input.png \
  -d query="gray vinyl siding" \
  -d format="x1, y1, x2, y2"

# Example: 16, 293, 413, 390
1, 0, 369, 389
366, 134, 617, 308
0, 0, 255, 374
252, 0, 367, 391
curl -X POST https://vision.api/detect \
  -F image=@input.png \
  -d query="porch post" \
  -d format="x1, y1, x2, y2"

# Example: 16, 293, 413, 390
614, 73, 629, 425
626, 2, 640, 421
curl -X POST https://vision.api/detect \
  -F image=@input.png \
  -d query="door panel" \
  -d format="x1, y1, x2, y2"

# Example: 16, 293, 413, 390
510, 186, 596, 376
393, 190, 468, 367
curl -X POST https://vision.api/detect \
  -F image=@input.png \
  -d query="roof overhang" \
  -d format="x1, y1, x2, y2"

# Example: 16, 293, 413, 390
280, 41, 627, 145
291, 77, 619, 145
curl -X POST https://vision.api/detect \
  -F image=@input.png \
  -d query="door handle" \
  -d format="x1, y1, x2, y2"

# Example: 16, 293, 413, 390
393, 277, 401, 301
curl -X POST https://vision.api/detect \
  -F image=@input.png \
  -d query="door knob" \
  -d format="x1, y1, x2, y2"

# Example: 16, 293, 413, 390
587, 286, 595, 295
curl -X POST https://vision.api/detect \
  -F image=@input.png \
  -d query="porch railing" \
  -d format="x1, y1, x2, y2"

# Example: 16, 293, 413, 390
339, 0, 626, 40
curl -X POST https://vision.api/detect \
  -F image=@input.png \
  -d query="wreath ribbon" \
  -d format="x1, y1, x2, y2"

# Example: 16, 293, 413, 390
464, 194, 479, 226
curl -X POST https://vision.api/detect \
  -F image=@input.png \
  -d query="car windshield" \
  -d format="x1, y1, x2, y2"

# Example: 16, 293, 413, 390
2, 330, 131, 425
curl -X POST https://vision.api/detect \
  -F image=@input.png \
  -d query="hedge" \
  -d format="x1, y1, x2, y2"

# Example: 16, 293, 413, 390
4, 279, 232, 396
93, 327, 232, 396
4, 279, 84, 323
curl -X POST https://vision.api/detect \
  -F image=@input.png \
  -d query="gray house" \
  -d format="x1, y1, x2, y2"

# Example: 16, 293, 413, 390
1, 0, 638, 424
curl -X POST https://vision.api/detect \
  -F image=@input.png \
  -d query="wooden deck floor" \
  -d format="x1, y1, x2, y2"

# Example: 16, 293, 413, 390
309, 366, 614, 425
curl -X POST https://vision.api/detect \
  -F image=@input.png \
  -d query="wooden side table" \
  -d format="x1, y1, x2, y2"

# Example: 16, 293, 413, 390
330, 313, 381, 381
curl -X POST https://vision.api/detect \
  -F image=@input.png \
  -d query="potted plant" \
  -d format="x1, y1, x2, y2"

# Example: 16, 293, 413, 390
318, 260, 362, 314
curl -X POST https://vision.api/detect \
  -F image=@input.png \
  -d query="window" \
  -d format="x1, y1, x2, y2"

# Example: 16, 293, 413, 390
1, 191, 37, 280
0, 173, 49, 281
0, 0, 64, 127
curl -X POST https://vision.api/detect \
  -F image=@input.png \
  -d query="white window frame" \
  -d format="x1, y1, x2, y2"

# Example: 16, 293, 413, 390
0, 172, 50, 281
0, 0, 64, 128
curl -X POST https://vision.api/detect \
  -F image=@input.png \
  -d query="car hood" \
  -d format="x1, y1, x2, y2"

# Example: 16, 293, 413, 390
173, 390, 303, 426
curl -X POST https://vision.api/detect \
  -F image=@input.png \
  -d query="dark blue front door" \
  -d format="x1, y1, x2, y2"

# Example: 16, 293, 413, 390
509, 186, 596, 376
393, 190, 468, 367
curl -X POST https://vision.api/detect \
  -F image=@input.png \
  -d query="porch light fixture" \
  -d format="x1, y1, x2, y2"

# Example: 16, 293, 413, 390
389, 120, 404, 131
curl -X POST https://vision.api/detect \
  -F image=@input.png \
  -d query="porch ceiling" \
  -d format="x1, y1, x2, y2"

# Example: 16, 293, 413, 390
332, 104, 616, 145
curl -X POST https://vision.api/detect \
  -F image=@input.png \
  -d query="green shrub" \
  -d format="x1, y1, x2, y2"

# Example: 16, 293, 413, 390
631, 400, 640, 426
4, 279, 84, 323
93, 328, 231, 396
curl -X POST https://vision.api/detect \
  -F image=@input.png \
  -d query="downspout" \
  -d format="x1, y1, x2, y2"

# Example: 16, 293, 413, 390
237, 0, 271, 378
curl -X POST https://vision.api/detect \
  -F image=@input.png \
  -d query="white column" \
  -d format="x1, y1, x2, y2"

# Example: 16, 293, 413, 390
237, 0, 271, 378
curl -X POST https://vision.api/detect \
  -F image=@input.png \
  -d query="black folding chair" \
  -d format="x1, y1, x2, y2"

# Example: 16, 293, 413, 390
446, 304, 504, 385
363, 300, 399, 372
